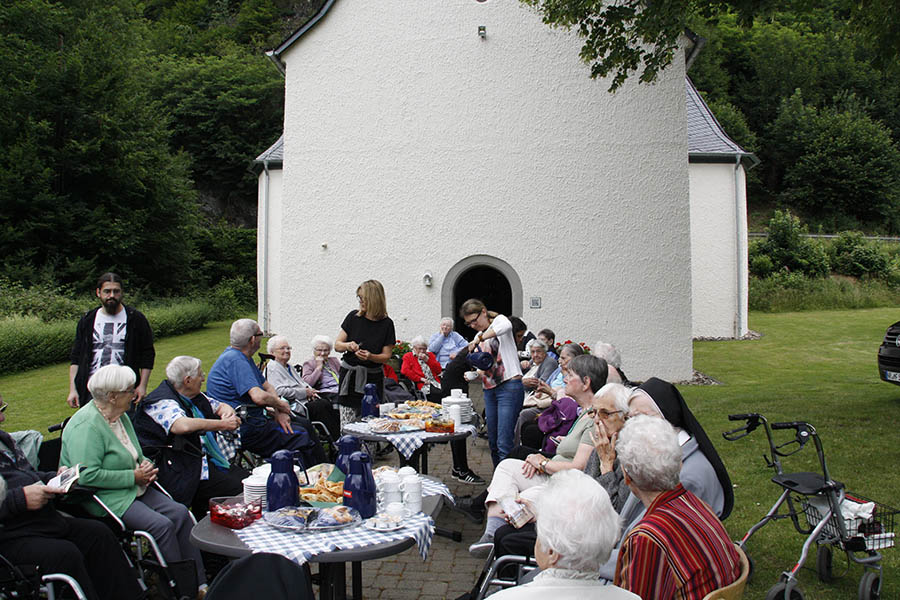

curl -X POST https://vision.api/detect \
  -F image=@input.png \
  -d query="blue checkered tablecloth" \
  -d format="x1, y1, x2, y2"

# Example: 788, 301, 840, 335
233, 512, 434, 566
343, 422, 476, 459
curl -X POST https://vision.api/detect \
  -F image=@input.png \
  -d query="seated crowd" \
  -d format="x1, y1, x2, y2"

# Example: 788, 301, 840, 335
0, 287, 740, 600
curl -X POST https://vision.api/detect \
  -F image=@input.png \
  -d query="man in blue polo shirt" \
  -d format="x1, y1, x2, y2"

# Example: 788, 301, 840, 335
206, 319, 326, 466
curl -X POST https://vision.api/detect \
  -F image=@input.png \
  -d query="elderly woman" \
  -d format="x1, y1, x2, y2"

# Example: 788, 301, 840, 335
301, 335, 342, 398
428, 317, 468, 368
489, 470, 638, 600
60, 365, 205, 592
266, 335, 340, 438
468, 355, 608, 557
517, 342, 583, 448
334, 280, 395, 426
594, 340, 628, 384
400, 335, 442, 402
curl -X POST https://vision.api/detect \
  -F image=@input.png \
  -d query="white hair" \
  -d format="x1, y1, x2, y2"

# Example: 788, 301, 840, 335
527, 338, 548, 351
440, 317, 454, 327
311, 335, 333, 350
617, 415, 682, 492
410, 335, 428, 349
166, 356, 201, 385
87, 364, 136, 403
535, 470, 619, 572
593, 341, 623, 369
267, 335, 289, 354
594, 382, 630, 414
230, 318, 259, 347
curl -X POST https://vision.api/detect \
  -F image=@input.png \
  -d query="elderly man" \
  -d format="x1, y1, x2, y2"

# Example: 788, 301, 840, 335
206, 319, 326, 465
489, 470, 638, 600
134, 356, 248, 518
67, 272, 155, 408
428, 317, 468, 368
0, 396, 141, 600
615, 416, 740, 600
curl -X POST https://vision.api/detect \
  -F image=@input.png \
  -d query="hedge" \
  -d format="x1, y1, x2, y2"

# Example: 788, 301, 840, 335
0, 300, 217, 374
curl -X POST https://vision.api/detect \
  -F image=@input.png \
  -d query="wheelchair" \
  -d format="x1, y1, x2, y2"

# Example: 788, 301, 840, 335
0, 551, 87, 600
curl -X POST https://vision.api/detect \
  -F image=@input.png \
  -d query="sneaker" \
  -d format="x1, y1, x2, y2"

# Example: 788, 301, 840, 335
452, 495, 485, 524
452, 468, 486, 485
468, 533, 494, 558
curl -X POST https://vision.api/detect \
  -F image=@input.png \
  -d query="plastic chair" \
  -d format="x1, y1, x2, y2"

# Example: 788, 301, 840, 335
702, 544, 750, 600
205, 553, 314, 599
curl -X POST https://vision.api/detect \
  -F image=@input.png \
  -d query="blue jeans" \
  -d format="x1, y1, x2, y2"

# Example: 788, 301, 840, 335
483, 378, 525, 467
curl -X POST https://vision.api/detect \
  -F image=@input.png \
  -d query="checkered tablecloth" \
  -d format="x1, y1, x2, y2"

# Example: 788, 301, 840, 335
343, 422, 476, 459
234, 512, 435, 566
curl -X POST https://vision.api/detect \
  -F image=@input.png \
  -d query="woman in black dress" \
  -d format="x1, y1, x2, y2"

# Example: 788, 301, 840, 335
333, 280, 396, 426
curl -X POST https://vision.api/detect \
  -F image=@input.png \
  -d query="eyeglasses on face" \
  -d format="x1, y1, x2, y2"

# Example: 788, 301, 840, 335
587, 407, 623, 419
464, 314, 479, 327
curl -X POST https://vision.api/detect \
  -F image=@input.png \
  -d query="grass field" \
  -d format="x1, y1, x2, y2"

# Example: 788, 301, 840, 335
1, 309, 898, 599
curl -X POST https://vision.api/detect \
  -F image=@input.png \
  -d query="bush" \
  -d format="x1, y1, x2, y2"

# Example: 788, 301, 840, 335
749, 273, 900, 312
209, 276, 256, 320
827, 231, 893, 279
0, 300, 216, 375
0, 279, 95, 322
752, 210, 830, 277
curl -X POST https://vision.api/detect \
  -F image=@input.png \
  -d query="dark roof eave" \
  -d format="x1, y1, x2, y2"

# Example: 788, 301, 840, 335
268, 0, 338, 71
689, 152, 761, 169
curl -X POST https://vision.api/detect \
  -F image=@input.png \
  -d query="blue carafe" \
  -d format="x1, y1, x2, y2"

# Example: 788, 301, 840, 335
361, 383, 379, 418
335, 435, 361, 478
342, 450, 376, 518
265, 450, 299, 512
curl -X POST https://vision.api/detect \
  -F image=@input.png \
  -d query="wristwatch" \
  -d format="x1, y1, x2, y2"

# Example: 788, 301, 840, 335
539, 459, 549, 473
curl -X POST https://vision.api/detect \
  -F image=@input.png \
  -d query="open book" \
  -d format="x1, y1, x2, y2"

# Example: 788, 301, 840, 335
47, 464, 80, 493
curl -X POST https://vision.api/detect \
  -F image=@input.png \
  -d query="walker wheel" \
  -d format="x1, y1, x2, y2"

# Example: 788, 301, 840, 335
765, 582, 805, 600
858, 571, 880, 600
816, 544, 833, 583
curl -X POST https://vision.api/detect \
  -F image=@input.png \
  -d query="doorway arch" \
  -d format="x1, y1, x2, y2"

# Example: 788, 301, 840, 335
442, 255, 523, 339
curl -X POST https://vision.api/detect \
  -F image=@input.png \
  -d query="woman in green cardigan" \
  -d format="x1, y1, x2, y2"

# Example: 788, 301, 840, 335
61, 364, 206, 591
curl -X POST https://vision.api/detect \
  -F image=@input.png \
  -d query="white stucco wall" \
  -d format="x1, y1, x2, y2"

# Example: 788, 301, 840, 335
689, 162, 749, 338
265, 0, 693, 380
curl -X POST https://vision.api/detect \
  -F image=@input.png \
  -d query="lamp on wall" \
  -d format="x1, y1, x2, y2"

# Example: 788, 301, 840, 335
478, 25, 486, 39
423, 272, 433, 287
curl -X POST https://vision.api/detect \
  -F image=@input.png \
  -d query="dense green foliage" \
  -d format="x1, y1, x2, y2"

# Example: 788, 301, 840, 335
749, 211, 830, 278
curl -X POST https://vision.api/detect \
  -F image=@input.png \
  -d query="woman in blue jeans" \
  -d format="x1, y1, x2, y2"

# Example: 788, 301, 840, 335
460, 299, 524, 466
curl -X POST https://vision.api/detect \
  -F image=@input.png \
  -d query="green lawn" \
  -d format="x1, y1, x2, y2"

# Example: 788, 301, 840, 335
1, 309, 898, 599
685, 308, 900, 600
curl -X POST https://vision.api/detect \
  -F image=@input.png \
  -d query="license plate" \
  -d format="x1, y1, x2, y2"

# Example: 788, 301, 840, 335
886, 371, 900, 382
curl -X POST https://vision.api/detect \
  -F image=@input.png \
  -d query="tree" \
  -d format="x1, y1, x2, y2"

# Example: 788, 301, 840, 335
0, 0, 198, 291
521, 0, 900, 92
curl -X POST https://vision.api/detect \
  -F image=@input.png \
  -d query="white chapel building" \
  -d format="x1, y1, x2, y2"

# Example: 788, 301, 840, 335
254, 0, 756, 382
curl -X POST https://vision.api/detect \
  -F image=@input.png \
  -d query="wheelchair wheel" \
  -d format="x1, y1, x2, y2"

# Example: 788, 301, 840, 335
816, 544, 833, 583
858, 571, 880, 600
745, 551, 755, 583
765, 582, 805, 600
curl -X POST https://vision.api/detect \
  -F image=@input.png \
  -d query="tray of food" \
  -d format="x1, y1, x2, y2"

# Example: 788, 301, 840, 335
387, 404, 441, 420
299, 477, 344, 504
263, 505, 361, 532
370, 417, 426, 433
364, 513, 406, 532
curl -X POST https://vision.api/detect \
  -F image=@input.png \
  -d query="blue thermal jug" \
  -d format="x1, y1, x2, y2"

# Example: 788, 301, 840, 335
361, 383, 379, 418
265, 450, 299, 511
342, 450, 376, 518
335, 435, 361, 478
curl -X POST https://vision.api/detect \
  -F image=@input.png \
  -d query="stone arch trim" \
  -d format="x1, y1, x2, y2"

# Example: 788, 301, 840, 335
441, 255, 523, 319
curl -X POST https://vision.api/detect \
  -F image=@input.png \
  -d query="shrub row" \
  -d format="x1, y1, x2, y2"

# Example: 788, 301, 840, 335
0, 300, 217, 374
749, 273, 900, 312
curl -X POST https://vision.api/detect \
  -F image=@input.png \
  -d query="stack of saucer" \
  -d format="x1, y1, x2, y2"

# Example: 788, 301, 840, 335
242, 474, 268, 510
442, 395, 474, 424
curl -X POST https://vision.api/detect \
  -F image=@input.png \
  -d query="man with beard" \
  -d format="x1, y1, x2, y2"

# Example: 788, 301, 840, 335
66, 272, 155, 408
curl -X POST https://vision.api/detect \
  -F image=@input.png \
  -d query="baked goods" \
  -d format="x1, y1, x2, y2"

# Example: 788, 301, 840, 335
407, 400, 443, 410
425, 417, 455, 433
299, 478, 344, 503
370, 418, 401, 433
317, 506, 357, 526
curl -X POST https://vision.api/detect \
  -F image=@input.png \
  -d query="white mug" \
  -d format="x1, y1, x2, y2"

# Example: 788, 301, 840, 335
397, 466, 417, 478
379, 402, 396, 416
451, 388, 462, 398
400, 478, 422, 513
385, 502, 406, 518
449, 405, 462, 427
464, 371, 478, 382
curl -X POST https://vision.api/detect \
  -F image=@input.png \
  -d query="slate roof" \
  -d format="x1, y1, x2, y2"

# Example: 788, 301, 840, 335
255, 134, 283, 166
686, 77, 758, 166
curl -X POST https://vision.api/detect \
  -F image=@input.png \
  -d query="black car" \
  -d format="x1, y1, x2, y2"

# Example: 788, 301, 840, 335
877, 321, 900, 385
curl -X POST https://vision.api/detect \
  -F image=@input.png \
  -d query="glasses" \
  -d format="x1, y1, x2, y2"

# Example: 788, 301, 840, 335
252, 331, 263, 337
587, 407, 623, 419
113, 389, 137, 401
464, 315, 479, 327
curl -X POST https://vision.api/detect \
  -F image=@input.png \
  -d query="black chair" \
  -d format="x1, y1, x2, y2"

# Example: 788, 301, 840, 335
205, 553, 314, 600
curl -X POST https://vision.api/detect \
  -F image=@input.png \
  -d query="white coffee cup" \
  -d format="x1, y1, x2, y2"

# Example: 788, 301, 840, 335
379, 402, 396, 416
464, 371, 478, 381
449, 405, 462, 427
385, 502, 406, 518
400, 478, 422, 513
451, 388, 462, 398
397, 466, 417, 478
379, 472, 401, 490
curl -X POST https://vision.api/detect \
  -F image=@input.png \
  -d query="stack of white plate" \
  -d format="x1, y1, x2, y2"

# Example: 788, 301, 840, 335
242, 474, 269, 510
442, 396, 475, 424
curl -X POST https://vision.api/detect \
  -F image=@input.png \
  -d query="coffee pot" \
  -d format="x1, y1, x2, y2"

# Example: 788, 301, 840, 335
342, 450, 377, 518
361, 383, 379, 418
265, 450, 299, 511
335, 435, 361, 478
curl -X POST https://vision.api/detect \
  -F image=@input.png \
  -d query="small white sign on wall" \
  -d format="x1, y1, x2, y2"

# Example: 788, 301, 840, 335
530, 296, 541, 309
